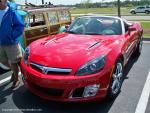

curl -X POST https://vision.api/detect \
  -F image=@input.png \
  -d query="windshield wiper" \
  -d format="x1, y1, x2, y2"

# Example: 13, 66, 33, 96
84, 32, 103, 35
67, 31, 78, 34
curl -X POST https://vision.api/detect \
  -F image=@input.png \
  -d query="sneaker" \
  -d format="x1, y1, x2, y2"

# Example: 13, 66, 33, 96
11, 80, 20, 89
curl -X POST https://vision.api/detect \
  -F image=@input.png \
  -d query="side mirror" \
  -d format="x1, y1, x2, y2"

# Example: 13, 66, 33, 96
128, 27, 136, 35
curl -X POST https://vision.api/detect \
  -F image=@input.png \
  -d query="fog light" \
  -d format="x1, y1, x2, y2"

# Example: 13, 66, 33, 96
83, 84, 100, 98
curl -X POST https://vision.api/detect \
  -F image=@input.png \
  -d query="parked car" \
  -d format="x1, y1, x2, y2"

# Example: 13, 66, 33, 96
20, 15, 143, 102
130, 6, 150, 14
18, 7, 71, 49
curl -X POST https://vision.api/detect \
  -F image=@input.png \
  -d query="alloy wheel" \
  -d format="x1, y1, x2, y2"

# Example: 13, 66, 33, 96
111, 62, 123, 94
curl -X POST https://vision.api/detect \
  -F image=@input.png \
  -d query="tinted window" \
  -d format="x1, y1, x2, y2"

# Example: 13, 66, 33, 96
68, 17, 122, 35
26, 14, 45, 27
58, 10, 70, 22
47, 12, 58, 24
137, 7, 145, 9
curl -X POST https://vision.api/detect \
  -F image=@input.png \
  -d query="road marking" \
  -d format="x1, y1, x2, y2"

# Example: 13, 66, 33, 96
0, 63, 10, 70
0, 76, 11, 85
0, 72, 22, 85
135, 71, 150, 113
143, 41, 150, 44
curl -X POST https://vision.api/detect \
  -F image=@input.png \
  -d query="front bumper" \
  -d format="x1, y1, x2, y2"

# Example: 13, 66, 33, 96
20, 60, 113, 102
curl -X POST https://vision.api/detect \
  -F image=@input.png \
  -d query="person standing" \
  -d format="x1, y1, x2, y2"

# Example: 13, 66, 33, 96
0, 0, 24, 89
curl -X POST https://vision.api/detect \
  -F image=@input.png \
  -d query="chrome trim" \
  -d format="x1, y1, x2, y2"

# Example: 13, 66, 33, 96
30, 62, 72, 74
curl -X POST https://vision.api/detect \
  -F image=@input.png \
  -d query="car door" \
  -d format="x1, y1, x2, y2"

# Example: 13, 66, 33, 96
136, 7, 145, 13
124, 23, 137, 61
24, 13, 49, 46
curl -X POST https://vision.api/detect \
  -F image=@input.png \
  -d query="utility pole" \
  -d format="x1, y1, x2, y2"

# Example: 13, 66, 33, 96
117, 0, 121, 17
42, 0, 44, 4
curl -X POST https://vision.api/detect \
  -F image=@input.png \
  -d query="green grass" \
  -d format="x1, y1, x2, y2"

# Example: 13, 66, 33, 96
141, 21, 150, 28
70, 7, 149, 16
71, 8, 119, 14
141, 21, 150, 38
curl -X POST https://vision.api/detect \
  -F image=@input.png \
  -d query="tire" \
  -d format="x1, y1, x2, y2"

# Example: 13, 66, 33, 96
145, 10, 150, 14
131, 11, 136, 14
107, 59, 124, 99
134, 36, 143, 56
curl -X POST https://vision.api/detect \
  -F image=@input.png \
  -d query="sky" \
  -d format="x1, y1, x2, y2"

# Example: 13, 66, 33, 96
15, 0, 117, 5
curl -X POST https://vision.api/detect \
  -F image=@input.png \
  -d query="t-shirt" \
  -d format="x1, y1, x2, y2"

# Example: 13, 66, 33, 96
0, 6, 9, 26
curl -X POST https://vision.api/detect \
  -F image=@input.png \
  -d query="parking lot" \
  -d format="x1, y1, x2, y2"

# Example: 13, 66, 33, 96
0, 42, 150, 113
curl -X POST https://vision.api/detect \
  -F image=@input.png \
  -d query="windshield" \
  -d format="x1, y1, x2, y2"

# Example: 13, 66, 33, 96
68, 17, 122, 35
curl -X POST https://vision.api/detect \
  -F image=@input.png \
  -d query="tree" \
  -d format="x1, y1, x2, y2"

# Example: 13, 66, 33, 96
118, 0, 121, 17
81, 0, 92, 8
80, 0, 92, 13
42, 0, 44, 4
8, 0, 16, 2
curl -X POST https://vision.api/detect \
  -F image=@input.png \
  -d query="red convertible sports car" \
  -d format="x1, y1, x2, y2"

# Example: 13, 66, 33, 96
20, 15, 143, 102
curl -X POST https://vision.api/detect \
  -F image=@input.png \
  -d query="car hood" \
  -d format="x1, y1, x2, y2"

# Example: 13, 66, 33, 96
29, 33, 121, 70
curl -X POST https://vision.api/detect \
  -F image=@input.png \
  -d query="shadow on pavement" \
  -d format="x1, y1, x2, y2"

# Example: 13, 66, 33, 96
12, 85, 115, 113
0, 82, 13, 105
123, 54, 140, 80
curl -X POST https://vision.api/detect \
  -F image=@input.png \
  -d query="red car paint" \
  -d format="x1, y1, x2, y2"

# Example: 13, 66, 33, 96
20, 16, 143, 102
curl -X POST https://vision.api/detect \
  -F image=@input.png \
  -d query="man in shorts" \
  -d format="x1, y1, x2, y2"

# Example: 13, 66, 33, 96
0, 0, 24, 89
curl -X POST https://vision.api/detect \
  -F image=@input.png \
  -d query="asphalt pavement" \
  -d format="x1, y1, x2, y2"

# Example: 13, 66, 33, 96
72, 14, 150, 21
0, 42, 150, 113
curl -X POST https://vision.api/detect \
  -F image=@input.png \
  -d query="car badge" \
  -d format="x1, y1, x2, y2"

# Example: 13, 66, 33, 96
41, 67, 49, 74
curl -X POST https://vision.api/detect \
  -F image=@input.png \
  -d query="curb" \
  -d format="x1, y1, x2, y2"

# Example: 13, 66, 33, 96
143, 38, 150, 41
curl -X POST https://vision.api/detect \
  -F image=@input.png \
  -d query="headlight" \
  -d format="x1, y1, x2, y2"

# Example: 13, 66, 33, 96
23, 46, 30, 64
76, 55, 106, 76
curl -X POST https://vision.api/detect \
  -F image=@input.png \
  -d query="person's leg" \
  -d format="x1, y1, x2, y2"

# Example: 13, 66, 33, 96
10, 62, 20, 88
5, 44, 22, 88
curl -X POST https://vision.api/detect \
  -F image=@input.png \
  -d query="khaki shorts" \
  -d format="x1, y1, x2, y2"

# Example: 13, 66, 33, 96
0, 44, 22, 64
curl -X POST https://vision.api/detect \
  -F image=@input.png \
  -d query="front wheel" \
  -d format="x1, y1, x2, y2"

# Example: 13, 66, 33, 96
131, 11, 136, 14
145, 10, 150, 14
107, 59, 124, 99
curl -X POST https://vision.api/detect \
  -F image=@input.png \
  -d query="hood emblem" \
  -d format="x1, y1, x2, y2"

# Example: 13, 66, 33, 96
41, 67, 49, 74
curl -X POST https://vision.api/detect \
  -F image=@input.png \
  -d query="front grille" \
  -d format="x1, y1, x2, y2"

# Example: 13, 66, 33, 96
31, 82, 64, 97
30, 63, 42, 73
30, 62, 72, 75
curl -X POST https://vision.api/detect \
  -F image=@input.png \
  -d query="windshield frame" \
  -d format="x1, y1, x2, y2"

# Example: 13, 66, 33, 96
68, 16, 123, 36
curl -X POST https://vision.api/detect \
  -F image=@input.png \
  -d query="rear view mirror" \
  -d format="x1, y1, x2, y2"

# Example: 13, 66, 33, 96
128, 27, 136, 35
128, 27, 136, 31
